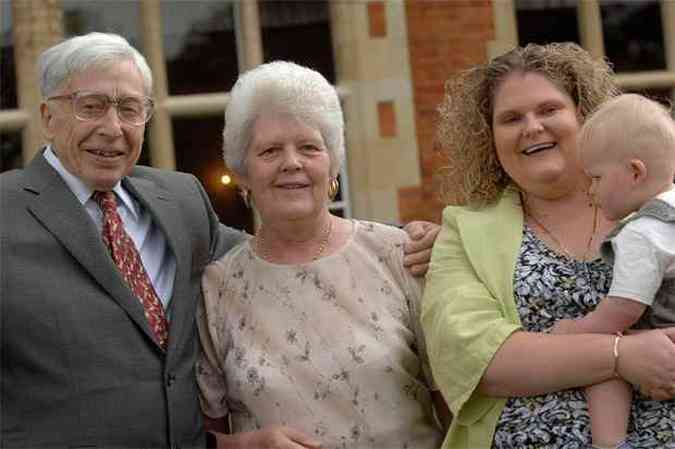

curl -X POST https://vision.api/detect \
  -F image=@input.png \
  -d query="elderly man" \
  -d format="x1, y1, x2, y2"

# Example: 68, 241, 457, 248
1, 32, 245, 448
1, 33, 437, 448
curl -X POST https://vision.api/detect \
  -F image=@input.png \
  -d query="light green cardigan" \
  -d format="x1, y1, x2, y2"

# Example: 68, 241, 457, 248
422, 187, 525, 449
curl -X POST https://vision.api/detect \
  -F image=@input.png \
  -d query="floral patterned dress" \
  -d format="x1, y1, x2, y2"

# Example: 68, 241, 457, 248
197, 220, 443, 449
492, 224, 675, 449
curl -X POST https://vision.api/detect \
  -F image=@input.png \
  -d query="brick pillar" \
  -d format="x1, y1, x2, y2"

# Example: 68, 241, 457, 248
404, 0, 494, 221
331, 1, 421, 224
12, 0, 63, 164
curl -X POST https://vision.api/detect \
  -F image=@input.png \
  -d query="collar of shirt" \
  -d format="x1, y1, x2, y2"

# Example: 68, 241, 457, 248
43, 145, 140, 220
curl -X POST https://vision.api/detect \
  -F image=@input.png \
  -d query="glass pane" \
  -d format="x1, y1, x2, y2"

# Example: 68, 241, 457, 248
625, 87, 674, 108
601, 0, 665, 73
162, 1, 239, 95
516, 0, 580, 46
1, 131, 23, 172
138, 132, 151, 167
259, 0, 336, 84
1, 0, 17, 110
62, 1, 140, 47
172, 117, 253, 233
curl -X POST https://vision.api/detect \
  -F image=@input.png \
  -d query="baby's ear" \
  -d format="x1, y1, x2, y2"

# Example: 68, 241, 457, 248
629, 158, 647, 184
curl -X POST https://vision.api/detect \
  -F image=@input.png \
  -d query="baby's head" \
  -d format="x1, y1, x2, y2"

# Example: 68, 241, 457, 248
578, 93, 675, 221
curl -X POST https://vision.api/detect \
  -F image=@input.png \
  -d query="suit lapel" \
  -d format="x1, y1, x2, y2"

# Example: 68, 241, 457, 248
22, 155, 162, 347
124, 176, 191, 353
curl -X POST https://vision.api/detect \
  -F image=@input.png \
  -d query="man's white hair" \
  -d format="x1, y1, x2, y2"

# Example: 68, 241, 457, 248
38, 32, 153, 98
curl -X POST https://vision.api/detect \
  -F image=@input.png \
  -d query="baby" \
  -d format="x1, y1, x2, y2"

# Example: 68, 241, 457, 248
553, 93, 675, 449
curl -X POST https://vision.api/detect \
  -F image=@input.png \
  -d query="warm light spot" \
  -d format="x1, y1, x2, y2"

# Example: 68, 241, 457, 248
221, 174, 232, 185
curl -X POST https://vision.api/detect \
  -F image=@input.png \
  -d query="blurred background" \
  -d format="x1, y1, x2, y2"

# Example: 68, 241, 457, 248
2, 0, 674, 232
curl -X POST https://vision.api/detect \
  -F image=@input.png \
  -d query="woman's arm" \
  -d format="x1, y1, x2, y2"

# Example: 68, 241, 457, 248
480, 322, 675, 399
479, 331, 616, 396
422, 205, 675, 414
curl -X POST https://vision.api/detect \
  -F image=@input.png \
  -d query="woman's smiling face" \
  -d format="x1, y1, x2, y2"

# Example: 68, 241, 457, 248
492, 71, 584, 199
240, 112, 332, 225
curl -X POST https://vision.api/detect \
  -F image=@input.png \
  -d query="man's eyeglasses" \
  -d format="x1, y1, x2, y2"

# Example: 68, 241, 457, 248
46, 91, 154, 126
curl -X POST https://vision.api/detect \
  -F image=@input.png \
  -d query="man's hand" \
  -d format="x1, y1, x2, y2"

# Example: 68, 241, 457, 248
402, 221, 440, 277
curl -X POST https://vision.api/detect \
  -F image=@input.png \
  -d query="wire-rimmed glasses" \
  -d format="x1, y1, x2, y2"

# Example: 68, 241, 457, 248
46, 91, 154, 126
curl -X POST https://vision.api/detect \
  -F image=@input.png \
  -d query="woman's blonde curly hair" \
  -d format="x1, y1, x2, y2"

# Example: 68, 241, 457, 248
437, 42, 620, 207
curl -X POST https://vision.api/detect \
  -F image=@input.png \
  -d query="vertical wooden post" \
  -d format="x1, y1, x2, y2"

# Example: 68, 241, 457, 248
139, 0, 175, 169
12, 0, 63, 164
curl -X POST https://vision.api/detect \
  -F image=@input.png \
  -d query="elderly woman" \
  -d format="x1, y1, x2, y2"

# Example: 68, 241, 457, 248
197, 61, 447, 449
423, 42, 675, 449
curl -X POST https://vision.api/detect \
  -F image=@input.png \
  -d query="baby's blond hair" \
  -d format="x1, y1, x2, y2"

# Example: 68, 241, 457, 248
579, 94, 675, 176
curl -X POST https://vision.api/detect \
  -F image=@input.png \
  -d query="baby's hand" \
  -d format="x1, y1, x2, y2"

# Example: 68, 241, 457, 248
550, 318, 578, 334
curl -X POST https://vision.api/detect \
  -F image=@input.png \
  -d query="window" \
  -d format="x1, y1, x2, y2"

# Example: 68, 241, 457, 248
260, 0, 336, 83
625, 87, 673, 106
157, 0, 349, 229
0, 0, 357, 221
172, 116, 252, 233
500, 0, 674, 112
62, 1, 140, 42
601, 0, 665, 73
162, 1, 239, 95
1, 1, 17, 111
0, 131, 22, 172
516, 0, 579, 45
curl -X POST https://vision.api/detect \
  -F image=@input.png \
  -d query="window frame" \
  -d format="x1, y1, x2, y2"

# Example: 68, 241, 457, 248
0, 0, 352, 219
491, 0, 675, 104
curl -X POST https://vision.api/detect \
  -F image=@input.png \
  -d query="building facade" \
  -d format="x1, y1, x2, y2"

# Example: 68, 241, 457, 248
2, 0, 674, 230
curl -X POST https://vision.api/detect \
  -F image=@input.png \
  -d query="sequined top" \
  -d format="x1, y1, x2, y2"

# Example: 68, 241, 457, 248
492, 224, 675, 449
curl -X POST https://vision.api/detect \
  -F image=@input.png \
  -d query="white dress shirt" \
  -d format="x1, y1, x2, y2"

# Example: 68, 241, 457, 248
44, 146, 177, 311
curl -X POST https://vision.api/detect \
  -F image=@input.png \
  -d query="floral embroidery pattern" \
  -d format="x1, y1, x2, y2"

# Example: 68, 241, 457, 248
197, 221, 442, 449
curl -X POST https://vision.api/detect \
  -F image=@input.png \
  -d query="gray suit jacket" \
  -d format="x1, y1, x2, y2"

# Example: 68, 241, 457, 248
0, 152, 245, 448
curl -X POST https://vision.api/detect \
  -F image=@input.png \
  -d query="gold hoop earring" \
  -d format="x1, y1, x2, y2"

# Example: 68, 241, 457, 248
240, 188, 251, 208
328, 178, 339, 200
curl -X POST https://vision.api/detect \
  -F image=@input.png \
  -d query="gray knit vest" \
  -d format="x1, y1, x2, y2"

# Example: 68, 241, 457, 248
601, 198, 675, 329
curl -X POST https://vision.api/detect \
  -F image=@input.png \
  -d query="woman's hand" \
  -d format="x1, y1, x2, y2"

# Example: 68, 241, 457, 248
213, 425, 322, 449
617, 328, 675, 400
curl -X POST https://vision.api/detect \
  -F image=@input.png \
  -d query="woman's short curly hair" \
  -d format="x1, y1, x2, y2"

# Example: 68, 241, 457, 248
437, 42, 620, 207
223, 61, 344, 178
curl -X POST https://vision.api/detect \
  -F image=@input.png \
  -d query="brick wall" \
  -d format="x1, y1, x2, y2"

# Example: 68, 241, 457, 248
400, 0, 495, 223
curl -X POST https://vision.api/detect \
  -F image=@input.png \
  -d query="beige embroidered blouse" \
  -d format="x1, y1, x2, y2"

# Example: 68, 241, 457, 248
197, 220, 442, 449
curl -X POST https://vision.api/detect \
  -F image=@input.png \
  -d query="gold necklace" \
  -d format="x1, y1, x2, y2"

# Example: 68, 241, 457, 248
526, 205, 599, 262
256, 218, 333, 262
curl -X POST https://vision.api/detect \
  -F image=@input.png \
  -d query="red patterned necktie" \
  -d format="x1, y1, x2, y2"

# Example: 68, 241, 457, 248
94, 190, 169, 350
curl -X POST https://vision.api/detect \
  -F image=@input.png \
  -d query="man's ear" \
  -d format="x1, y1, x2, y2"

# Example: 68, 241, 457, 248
630, 158, 648, 185
40, 102, 55, 141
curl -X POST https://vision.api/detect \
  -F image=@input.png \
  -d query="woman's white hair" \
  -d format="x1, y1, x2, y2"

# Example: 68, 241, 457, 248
223, 61, 345, 177
38, 32, 153, 98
